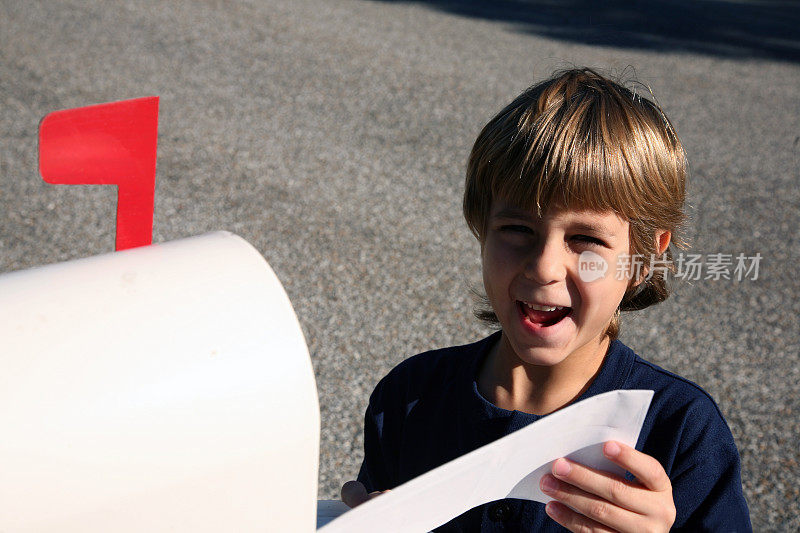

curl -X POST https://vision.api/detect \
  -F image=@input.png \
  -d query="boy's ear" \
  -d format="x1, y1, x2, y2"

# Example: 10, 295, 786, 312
631, 230, 672, 288
656, 230, 671, 256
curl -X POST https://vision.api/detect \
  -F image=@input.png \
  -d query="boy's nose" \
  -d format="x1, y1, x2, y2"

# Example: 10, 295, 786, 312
523, 241, 567, 284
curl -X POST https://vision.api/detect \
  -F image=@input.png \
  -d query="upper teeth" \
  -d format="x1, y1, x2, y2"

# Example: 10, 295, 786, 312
525, 302, 565, 312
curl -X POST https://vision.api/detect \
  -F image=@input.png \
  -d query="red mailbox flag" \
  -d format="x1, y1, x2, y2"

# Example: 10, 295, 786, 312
39, 96, 159, 251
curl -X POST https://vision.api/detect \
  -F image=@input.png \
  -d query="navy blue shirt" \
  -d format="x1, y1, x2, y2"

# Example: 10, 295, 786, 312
357, 332, 751, 531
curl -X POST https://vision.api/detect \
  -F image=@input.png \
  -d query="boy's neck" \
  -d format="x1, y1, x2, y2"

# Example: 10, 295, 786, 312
477, 333, 610, 416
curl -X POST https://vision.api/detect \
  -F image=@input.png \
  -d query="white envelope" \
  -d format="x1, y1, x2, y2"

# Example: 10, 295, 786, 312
319, 389, 653, 533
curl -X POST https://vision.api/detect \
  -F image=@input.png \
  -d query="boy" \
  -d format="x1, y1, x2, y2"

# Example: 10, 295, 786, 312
341, 68, 751, 531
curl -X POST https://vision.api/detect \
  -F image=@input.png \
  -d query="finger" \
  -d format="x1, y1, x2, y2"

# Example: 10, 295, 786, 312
545, 500, 616, 533
603, 441, 671, 492
541, 472, 642, 530
341, 481, 369, 508
546, 457, 651, 515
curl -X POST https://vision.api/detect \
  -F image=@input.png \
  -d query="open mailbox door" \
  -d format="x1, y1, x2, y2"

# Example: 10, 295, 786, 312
0, 232, 320, 532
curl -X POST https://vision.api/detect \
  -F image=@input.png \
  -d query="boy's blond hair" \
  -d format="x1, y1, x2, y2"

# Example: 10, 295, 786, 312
464, 67, 688, 340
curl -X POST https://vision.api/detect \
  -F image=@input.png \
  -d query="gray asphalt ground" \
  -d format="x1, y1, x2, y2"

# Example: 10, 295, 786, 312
2, 0, 798, 529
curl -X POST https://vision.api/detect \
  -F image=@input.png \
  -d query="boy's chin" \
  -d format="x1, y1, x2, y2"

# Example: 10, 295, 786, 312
516, 346, 573, 367
500, 321, 611, 365
499, 332, 573, 367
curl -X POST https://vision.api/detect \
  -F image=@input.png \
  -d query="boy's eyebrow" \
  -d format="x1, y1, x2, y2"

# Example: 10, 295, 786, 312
493, 207, 535, 220
570, 221, 617, 238
493, 208, 617, 237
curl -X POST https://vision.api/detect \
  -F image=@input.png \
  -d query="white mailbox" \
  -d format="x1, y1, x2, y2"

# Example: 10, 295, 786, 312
0, 232, 320, 532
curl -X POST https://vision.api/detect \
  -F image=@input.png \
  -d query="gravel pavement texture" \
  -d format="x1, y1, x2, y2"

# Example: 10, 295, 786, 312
1, 1, 799, 529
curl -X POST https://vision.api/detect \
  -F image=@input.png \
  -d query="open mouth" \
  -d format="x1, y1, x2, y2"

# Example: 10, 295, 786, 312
518, 301, 572, 327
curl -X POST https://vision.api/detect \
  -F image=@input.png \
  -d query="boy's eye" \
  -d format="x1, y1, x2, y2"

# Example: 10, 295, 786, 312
573, 235, 605, 246
500, 224, 533, 234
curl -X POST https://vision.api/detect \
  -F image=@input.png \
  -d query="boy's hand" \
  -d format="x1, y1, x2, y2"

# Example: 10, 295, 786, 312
539, 441, 676, 533
340, 480, 390, 508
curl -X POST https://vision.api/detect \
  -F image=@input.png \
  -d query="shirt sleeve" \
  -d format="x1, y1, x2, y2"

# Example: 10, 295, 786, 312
355, 400, 392, 493
669, 399, 752, 531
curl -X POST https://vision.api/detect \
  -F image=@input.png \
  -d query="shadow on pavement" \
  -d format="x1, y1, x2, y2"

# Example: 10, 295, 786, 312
372, 0, 800, 64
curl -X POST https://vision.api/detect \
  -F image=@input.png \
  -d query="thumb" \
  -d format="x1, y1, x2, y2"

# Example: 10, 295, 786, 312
341, 481, 370, 508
